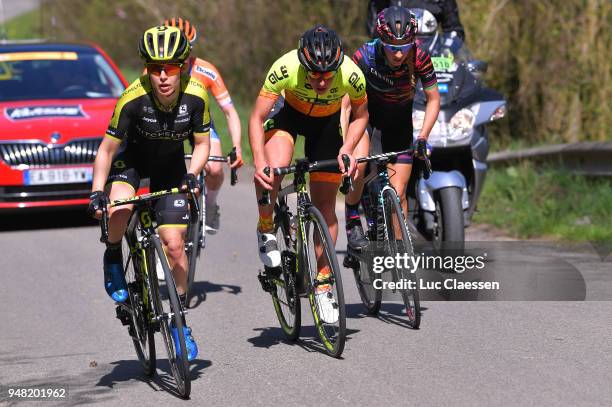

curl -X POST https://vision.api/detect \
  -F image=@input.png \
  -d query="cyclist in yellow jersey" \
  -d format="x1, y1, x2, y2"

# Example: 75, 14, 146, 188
249, 25, 369, 323
88, 26, 210, 361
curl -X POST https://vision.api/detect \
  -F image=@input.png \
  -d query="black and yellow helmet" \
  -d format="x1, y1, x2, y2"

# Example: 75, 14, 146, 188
138, 26, 190, 63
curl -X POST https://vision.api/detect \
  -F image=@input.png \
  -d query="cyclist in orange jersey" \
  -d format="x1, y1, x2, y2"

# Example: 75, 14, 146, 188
163, 18, 243, 235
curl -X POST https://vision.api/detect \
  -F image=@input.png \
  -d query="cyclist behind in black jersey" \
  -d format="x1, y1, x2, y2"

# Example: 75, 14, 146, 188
344, 6, 440, 250
88, 26, 211, 361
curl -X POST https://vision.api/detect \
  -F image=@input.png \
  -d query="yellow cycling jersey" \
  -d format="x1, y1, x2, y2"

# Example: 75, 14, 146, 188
259, 50, 367, 117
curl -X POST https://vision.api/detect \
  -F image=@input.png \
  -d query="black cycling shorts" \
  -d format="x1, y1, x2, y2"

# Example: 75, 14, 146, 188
368, 103, 414, 164
106, 150, 189, 226
263, 98, 344, 181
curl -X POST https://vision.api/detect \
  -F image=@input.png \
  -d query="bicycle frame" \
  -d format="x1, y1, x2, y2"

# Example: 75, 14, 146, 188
101, 188, 189, 325
125, 200, 184, 325
275, 161, 314, 294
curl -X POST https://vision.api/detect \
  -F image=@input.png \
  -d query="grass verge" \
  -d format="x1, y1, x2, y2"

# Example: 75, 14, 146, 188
3, 9, 40, 39
474, 163, 612, 241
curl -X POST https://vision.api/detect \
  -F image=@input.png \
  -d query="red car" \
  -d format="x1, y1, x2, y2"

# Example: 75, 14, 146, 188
0, 41, 129, 210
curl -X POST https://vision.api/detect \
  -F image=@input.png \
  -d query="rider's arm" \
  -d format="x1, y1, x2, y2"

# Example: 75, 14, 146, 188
91, 84, 139, 191
221, 104, 243, 167
91, 137, 121, 192
340, 95, 351, 139
341, 99, 368, 155
249, 54, 293, 188
186, 79, 212, 176
419, 87, 440, 140
248, 95, 277, 189
189, 133, 210, 177
192, 59, 243, 166
415, 48, 441, 140
339, 58, 369, 174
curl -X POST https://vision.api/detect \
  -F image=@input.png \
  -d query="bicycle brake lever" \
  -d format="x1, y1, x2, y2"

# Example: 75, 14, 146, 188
188, 188, 200, 218
258, 167, 272, 205
339, 154, 353, 195
423, 155, 432, 180
229, 147, 238, 186
100, 204, 109, 243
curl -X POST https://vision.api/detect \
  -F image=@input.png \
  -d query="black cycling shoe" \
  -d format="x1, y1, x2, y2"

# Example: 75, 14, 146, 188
346, 224, 368, 251
343, 253, 359, 269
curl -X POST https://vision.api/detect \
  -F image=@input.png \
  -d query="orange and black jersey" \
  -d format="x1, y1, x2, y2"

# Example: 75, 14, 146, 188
105, 74, 210, 159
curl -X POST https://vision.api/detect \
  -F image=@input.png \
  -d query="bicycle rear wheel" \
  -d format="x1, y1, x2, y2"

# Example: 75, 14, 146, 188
121, 237, 156, 376
148, 242, 191, 399
185, 189, 204, 308
304, 206, 346, 358
349, 197, 381, 315
353, 254, 382, 315
270, 207, 301, 340
382, 188, 420, 328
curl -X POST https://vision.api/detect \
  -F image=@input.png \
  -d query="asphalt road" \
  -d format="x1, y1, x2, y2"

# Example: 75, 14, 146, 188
1, 0, 39, 23
1, 169, 611, 406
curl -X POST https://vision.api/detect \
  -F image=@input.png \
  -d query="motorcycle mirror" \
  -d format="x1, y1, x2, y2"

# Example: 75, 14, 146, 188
468, 60, 488, 77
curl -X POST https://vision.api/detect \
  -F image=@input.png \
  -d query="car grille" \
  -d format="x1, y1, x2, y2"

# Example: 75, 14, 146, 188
0, 183, 91, 202
0, 138, 102, 166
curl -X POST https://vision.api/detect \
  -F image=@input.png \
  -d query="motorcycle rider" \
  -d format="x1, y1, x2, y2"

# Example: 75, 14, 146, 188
366, 0, 465, 42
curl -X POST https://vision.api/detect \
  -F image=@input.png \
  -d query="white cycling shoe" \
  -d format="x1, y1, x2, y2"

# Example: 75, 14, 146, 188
315, 288, 339, 324
257, 230, 281, 268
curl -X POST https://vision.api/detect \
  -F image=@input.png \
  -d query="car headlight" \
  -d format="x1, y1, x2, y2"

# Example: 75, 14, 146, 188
448, 108, 475, 141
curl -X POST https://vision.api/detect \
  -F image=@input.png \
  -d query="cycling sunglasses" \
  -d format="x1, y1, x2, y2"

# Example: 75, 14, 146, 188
305, 70, 336, 80
146, 63, 184, 77
381, 41, 414, 53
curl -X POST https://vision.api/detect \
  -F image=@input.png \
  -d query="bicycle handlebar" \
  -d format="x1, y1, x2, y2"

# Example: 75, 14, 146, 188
256, 149, 433, 206
184, 148, 239, 185
354, 149, 432, 179
99, 187, 196, 243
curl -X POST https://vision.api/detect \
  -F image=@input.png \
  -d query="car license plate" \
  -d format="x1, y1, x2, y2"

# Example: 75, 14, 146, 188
24, 167, 93, 185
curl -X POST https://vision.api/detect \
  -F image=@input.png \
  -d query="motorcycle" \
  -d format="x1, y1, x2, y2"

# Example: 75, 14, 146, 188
407, 8, 507, 250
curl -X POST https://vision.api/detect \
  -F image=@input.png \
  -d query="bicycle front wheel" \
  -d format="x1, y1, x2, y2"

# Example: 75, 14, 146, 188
149, 242, 191, 399
270, 207, 301, 340
122, 238, 156, 376
304, 206, 346, 358
382, 187, 420, 328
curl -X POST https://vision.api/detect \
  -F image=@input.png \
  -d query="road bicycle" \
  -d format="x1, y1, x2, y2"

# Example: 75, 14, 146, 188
101, 187, 198, 399
184, 149, 238, 308
344, 150, 431, 329
257, 157, 351, 358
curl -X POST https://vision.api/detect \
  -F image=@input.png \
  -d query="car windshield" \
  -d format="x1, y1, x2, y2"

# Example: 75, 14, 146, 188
0, 51, 125, 101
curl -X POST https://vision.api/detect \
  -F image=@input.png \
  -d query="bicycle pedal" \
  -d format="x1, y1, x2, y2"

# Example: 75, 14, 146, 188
257, 270, 276, 293
115, 306, 131, 326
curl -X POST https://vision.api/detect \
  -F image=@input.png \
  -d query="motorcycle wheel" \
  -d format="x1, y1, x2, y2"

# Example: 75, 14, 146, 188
433, 187, 465, 254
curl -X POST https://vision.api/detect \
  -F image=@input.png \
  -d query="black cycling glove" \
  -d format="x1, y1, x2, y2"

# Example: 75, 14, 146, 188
415, 138, 430, 159
181, 173, 199, 191
87, 190, 108, 216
